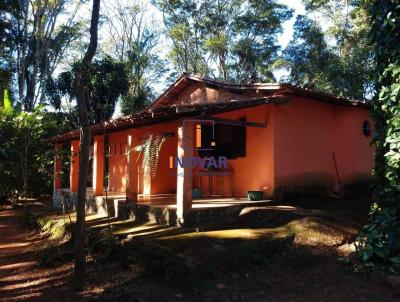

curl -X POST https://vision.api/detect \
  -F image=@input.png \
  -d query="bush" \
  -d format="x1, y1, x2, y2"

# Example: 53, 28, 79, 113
87, 228, 119, 258
37, 215, 72, 240
356, 205, 400, 272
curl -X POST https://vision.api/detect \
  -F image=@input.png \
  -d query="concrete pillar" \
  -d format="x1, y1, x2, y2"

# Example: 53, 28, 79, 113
126, 133, 139, 202
142, 174, 151, 195
93, 135, 104, 196
54, 143, 62, 190
70, 140, 80, 193
176, 120, 194, 224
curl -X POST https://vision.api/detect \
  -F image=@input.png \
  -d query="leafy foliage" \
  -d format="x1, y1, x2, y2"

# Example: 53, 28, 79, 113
356, 1, 400, 272
154, 0, 293, 82
2, 0, 83, 111
231, 0, 293, 82
120, 29, 167, 114
47, 56, 129, 124
0, 104, 68, 197
102, 0, 167, 115
282, 0, 374, 100
154, 0, 209, 75
281, 15, 336, 91
134, 134, 166, 177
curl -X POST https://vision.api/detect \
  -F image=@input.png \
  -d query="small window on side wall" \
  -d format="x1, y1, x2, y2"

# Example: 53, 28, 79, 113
363, 120, 371, 137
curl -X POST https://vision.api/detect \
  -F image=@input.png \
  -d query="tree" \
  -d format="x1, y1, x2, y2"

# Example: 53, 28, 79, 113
0, 1, 17, 108
103, 0, 167, 115
1, 0, 81, 111
72, 0, 100, 287
155, 0, 292, 83
356, 1, 400, 272
281, 15, 338, 92
282, 0, 374, 100
46, 57, 129, 124
200, 0, 242, 80
0, 100, 68, 199
154, 0, 208, 75
231, 0, 293, 83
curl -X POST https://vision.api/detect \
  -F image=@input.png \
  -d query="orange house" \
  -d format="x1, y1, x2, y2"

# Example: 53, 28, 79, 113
48, 74, 374, 224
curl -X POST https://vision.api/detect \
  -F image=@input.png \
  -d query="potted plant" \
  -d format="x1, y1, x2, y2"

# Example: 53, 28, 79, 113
246, 190, 264, 201
192, 188, 203, 198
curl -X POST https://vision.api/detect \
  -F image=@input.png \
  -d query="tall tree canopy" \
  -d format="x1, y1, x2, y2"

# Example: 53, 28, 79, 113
1, 0, 83, 111
154, 0, 293, 83
46, 56, 129, 124
154, 0, 208, 76
281, 15, 338, 92
231, 0, 293, 82
0, 0, 17, 107
281, 0, 374, 100
102, 0, 167, 114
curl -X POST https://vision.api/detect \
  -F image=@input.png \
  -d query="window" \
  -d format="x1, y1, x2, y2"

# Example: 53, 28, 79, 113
363, 120, 371, 137
198, 121, 246, 159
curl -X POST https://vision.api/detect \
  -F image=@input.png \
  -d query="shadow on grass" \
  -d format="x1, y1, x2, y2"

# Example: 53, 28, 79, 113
84, 203, 342, 299
85, 233, 325, 302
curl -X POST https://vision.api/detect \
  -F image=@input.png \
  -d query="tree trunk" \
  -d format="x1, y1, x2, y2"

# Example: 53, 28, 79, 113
23, 135, 28, 197
73, 0, 100, 288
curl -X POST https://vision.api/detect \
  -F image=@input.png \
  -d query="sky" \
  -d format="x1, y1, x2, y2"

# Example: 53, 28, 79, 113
274, 0, 306, 81
277, 0, 306, 49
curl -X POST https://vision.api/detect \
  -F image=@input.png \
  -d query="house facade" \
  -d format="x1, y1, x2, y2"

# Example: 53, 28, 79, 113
48, 74, 374, 223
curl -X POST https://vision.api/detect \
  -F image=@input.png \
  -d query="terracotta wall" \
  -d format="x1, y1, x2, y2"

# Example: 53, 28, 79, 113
106, 123, 179, 195
70, 140, 80, 193
107, 130, 129, 193
209, 105, 275, 197
98, 96, 374, 197
273, 97, 374, 190
151, 105, 276, 198
135, 123, 178, 195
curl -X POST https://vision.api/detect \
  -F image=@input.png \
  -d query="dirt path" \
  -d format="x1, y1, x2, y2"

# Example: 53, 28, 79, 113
0, 200, 397, 302
0, 207, 79, 302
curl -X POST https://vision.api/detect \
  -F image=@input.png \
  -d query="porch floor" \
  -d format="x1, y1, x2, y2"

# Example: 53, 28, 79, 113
100, 193, 271, 210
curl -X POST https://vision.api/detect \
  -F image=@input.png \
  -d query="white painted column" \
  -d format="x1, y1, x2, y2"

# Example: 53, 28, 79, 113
92, 135, 104, 196
126, 133, 139, 202
176, 120, 194, 224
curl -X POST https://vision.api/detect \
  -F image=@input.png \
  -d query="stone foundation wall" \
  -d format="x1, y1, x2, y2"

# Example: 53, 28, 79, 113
53, 189, 76, 209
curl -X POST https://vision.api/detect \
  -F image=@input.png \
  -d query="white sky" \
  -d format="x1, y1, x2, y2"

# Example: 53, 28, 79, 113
274, 0, 306, 81
277, 0, 306, 48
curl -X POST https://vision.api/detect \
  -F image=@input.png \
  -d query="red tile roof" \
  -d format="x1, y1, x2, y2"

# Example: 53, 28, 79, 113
45, 74, 370, 143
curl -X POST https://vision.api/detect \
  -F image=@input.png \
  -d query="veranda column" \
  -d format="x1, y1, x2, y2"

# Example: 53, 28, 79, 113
53, 143, 63, 207
143, 175, 151, 195
176, 120, 194, 224
126, 133, 139, 202
92, 135, 104, 196
54, 143, 62, 190
70, 140, 80, 193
